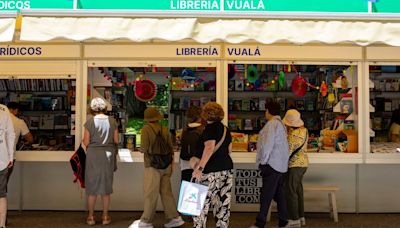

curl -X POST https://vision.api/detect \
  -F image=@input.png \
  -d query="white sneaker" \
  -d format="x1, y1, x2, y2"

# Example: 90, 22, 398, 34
129, 219, 154, 228
164, 216, 185, 228
287, 219, 301, 228
300, 217, 306, 226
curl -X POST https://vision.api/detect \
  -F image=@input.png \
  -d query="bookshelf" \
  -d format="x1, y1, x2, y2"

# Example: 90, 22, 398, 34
89, 67, 217, 149
0, 79, 76, 151
369, 65, 400, 154
228, 63, 359, 153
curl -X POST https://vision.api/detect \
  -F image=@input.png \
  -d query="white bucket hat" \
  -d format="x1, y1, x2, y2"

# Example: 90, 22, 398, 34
283, 109, 304, 127
90, 97, 106, 112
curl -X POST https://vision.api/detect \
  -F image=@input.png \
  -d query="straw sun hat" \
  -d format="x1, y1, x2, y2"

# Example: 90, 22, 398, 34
144, 107, 163, 122
283, 109, 304, 127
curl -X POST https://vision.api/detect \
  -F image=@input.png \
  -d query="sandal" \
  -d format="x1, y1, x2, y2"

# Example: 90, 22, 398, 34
86, 215, 96, 226
102, 215, 111, 225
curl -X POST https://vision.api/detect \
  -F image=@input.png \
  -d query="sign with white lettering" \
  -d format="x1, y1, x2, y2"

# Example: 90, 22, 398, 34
0, 45, 80, 59
0, 0, 73, 11
2, 0, 400, 13
235, 169, 262, 204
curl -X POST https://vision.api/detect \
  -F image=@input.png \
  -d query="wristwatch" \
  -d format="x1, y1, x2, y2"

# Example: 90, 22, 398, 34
197, 166, 204, 172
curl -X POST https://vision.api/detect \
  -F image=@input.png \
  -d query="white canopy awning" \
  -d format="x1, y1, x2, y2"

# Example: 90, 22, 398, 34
0, 12, 16, 42
20, 15, 400, 46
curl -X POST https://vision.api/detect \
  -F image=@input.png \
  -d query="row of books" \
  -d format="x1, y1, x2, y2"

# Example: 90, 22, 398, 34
20, 114, 73, 131
0, 79, 72, 92
171, 97, 214, 111
228, 98, 316, 112
228, 117, 267, 131
372, 98, 400, 112
371, 79, 400, 92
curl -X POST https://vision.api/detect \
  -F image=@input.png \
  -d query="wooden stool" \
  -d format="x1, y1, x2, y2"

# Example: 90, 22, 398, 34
267, 184, 339, 223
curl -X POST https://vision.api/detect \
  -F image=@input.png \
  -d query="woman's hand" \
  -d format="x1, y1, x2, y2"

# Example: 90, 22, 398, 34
192, 168, 203, 180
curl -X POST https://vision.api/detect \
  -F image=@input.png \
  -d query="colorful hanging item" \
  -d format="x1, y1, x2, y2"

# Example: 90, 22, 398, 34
135, 79, 157, 102
291, 74, 307, 97
327, 86, 335, 103
320, 81, 328, 97
246, 65, 259, 83
278, 71, 285, 88
181, 68, 195, 78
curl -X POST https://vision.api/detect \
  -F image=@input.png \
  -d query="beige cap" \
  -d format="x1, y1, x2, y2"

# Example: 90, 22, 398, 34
144, 107, 163, 122
283, 109, 304, 127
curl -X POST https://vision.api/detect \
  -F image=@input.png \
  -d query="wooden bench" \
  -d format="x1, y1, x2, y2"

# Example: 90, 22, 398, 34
267, 184, 339, 223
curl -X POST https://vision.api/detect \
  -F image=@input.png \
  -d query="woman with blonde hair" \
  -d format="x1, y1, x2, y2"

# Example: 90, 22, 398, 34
282, 109, 309, 228
192, 102, 233, 228
83, 97, 119, 225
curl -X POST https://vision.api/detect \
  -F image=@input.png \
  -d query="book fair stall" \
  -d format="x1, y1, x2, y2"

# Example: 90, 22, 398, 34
1, 0, 400, 213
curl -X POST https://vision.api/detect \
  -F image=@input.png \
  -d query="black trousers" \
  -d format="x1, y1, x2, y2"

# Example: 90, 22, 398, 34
255, 164, 288, 228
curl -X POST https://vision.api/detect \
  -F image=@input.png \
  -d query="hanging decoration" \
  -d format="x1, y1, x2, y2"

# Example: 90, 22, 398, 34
291, 73, 308, 97
327, 86, 336, 103
134, 79, 157, 102
278, 71, 285, 88
246, 65, 259, 83
320, 81, 328, 97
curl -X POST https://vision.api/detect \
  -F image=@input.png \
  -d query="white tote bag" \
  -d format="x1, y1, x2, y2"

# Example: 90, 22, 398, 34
177, 180, 209, 216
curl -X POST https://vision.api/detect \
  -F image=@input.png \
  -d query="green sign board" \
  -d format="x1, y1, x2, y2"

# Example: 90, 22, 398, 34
78, 0, 221, 11
1, 0, 399, 13
224, 0, 366, 12
0, 0, 73, 11
373, 0, 400, 13
78, 0, 397, 13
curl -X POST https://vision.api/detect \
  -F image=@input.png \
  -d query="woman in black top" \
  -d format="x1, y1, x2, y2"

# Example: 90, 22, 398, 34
180, 106, 204, 182
192, 102, 233, 228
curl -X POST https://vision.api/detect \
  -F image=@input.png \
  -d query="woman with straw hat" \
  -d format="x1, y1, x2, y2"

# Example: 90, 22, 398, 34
282, 109, 309, 228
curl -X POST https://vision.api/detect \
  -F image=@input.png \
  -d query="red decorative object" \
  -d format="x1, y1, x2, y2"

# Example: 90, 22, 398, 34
135, 79, 157, 102
320, 81, 328, 97
291, 74, 307, 97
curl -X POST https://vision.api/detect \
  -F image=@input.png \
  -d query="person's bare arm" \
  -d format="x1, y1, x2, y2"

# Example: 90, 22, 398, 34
23, 132, 34, 144
192, 140, 215, 179
113, 129, 119, 145
83, 128, 90, 149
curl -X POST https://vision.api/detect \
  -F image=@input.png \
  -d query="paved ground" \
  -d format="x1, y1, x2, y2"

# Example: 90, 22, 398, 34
6, 211, 400, 228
